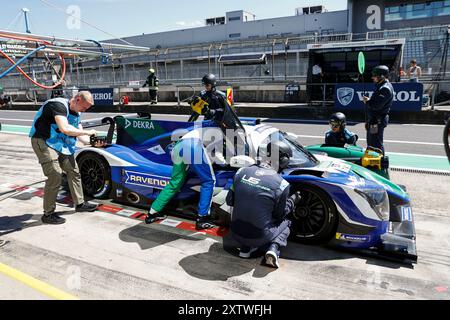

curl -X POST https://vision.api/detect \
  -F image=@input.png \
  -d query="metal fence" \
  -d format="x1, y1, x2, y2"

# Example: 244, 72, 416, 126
1, 25, 449, 90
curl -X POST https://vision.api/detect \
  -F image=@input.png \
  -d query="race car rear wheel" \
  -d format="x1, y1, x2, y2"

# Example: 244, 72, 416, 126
77, 152, 111, 199
290, 184, 338, 245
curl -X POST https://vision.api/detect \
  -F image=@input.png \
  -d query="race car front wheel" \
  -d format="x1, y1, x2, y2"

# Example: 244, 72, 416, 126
290, 184, 338, 245
77, 152, 111, 199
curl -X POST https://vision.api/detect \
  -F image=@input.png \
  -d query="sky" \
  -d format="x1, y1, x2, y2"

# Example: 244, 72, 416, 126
0, 0, 348, 41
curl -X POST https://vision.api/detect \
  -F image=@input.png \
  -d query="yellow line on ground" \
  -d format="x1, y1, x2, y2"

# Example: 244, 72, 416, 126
0, 262, 79, 300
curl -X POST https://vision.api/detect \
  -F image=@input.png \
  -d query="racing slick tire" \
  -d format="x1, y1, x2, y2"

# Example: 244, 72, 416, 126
77, 152, 112, 199
289, 184, 339, 245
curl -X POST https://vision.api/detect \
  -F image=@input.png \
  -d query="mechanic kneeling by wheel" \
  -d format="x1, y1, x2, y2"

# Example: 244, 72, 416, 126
225, 140, 301, 268
29, 92, 101, 225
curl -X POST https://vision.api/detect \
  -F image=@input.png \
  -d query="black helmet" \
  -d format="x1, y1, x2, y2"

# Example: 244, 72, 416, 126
267, 140, 293, 172
329, 112, 347, 129
202, 73, 217, 87
372, 65, 389, 78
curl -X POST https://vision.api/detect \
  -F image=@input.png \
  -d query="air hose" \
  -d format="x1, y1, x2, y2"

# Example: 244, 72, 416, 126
0, 32, 66, 89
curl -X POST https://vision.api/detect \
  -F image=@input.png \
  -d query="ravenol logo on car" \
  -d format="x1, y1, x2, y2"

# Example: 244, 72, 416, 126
337, 87, 355, 107
124, 170, 170, 189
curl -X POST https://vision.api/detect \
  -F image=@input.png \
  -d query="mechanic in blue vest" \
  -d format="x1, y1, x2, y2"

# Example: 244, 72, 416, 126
225, 140, 301, 268
325, 112, 358, 147
363, 65, 394, 154
29, 92, 100, 225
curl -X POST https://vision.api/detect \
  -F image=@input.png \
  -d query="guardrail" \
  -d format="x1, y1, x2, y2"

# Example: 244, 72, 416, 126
175, 85, 196, 106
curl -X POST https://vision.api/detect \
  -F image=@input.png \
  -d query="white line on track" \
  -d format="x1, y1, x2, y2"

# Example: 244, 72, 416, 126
294, 134, 444, 146
0, 118, 33, 122
0, 121, 444, 146
387, 152, 448, 159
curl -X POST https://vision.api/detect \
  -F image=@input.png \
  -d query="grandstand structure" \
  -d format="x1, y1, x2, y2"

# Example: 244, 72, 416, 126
0, 0, 449, 90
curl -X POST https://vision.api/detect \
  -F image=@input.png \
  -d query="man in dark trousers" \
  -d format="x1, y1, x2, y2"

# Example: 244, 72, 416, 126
226, 140, 301, 268
29, 92, 100, 225
143, 68, 159, 105
363, 65, 394, 154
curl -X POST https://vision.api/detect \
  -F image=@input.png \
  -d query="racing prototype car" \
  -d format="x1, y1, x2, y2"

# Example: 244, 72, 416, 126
76, 114, 417, 263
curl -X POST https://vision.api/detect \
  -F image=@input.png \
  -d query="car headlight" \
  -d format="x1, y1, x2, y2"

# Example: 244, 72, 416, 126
355, 187, 390, 221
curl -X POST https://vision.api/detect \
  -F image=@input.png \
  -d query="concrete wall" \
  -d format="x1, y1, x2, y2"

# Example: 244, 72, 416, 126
109, 10, 349, 48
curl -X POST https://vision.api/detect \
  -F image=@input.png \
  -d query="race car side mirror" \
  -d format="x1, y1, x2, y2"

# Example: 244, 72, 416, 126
230, 155, 256, 168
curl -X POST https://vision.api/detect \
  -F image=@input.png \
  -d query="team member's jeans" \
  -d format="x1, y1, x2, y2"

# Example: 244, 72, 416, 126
31, 138, 85, 215
366, 124, 386, 155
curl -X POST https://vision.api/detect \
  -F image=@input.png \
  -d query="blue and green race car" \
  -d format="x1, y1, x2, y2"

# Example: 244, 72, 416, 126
76, 114, 417, 263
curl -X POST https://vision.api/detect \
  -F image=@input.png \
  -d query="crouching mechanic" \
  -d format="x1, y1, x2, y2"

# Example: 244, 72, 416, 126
225, 140, 301, 268
325, 112, 357, 147
29, 92, 100, 225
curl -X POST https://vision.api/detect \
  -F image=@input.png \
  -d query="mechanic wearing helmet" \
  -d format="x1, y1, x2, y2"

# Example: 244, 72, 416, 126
199, 74, 228, 122
362, 65, 393, 154
325, 112, 357, 147
142, 68, 159, 105
145, 73, 243, 230
225, 140, 301, 268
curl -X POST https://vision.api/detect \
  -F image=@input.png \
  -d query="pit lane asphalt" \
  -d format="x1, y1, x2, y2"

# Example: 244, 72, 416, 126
0, 110, 447, 157
0, 130, 449, 299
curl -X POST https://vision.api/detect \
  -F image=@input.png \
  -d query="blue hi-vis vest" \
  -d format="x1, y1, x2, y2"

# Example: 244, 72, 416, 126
29, 98, 80, 155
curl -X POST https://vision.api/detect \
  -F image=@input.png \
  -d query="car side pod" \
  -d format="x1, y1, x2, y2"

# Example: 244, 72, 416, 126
379, 211, 417, 264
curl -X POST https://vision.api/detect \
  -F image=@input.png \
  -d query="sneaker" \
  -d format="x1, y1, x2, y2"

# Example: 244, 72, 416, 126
265, 244, 280, 268
42, 213, 66, 225
239, 246, 258, 259
75, 202, 98, 212
145, 212, 167, 224
195, 216, 216, 230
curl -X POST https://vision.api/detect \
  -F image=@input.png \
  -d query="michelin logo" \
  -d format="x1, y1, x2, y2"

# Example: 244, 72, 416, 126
337, 87, 355, 107
124, 171, 169, 189
336, 233, 370, 243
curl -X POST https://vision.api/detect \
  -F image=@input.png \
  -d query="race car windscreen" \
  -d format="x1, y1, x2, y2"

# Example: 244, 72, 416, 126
259, 132, 319, 168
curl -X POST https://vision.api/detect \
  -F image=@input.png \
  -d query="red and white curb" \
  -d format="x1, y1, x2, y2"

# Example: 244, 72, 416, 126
1, 183, 228, 238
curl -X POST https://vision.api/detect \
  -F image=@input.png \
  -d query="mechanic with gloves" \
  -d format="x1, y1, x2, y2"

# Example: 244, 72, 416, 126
225, 140, 301, 268
325, 112, 357, 147
29, 92, 100, 225
363, 65, 393, 154
145, 75, 241, 230
198, 74, 229, 124
142, 68, 159, 105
